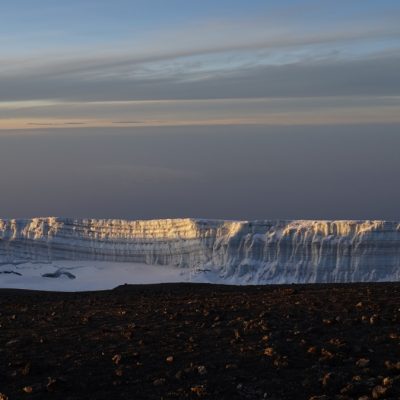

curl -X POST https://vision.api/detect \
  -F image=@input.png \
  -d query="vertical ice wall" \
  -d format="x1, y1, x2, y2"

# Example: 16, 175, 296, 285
0, 218, 399, 283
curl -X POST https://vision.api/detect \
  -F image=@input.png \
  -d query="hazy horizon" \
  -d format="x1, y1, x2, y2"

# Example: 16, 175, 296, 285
1, 123, 399, 221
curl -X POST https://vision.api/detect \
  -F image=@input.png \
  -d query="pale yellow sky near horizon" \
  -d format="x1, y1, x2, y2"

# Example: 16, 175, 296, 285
1, 97, 399, 130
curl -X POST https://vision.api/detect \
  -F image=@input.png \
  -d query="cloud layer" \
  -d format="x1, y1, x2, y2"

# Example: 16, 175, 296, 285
1, 2, 399, 128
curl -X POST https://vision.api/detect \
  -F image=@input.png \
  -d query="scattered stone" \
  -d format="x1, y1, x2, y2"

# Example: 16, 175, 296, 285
340, 383, 354, 395
166, 356, 174, 363
5, 339, 19, 347
21, 362, 31, 376
307, 346, 318, 354
356, 358, 370, 368
22, 386, 33, 394
122, 330, 134, 340
46, 377, 57, 392
153, 378, 166, 386
197, 365, 207, 375
382, 377, 393, 386
320, 348, 334, 361
273, 356, 288, 368
264, 347, 275, 356
42, 270, 76, 279
370, 314, 379, 325
384, 360, 400, 370
112, 354, 122, 365
322, 372, 333, 387
191, 385, 206, 397
329, 338, 345, 347
372, 385, 387, 399
0, 271, 22, 276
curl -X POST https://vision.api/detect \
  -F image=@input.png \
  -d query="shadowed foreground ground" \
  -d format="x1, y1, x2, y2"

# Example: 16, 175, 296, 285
0, 283, 400, 399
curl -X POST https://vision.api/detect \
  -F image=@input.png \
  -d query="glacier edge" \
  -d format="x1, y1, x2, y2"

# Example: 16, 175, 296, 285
1, 217, 400, 284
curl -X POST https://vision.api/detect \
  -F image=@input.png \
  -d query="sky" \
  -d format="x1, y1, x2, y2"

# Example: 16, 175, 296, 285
0, 0, 400, 219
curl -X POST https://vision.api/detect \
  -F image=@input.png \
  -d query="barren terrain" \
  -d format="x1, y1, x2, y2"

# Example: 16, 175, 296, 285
1, 283, 400, 399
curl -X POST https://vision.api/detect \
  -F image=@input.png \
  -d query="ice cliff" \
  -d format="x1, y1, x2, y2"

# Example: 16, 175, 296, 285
1, 217, 400, 283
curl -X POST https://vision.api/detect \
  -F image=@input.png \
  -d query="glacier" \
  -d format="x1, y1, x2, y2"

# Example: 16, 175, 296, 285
1, 217, 400, 289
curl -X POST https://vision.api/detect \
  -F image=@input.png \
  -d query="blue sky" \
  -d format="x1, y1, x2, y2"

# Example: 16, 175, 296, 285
0, 0, 277, 53
2, 0, 399, 57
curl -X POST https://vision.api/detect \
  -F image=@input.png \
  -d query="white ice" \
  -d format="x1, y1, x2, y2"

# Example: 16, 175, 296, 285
1, 217, 400, 290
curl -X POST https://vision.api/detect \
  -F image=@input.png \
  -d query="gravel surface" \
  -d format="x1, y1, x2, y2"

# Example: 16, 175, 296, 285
0, 283, 400, 399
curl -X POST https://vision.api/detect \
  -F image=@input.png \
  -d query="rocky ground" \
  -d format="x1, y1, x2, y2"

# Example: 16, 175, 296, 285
0, 283, 400, 400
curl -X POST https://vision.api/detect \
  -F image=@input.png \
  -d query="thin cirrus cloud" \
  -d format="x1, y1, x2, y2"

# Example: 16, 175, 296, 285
2, 53, 400, 102
1, 9, 400, 129
1, 56, 400, 129
2, 18, 400, 82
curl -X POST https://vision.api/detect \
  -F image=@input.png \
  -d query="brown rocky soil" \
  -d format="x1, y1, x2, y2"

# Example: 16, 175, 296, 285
0, 282, 400, 399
